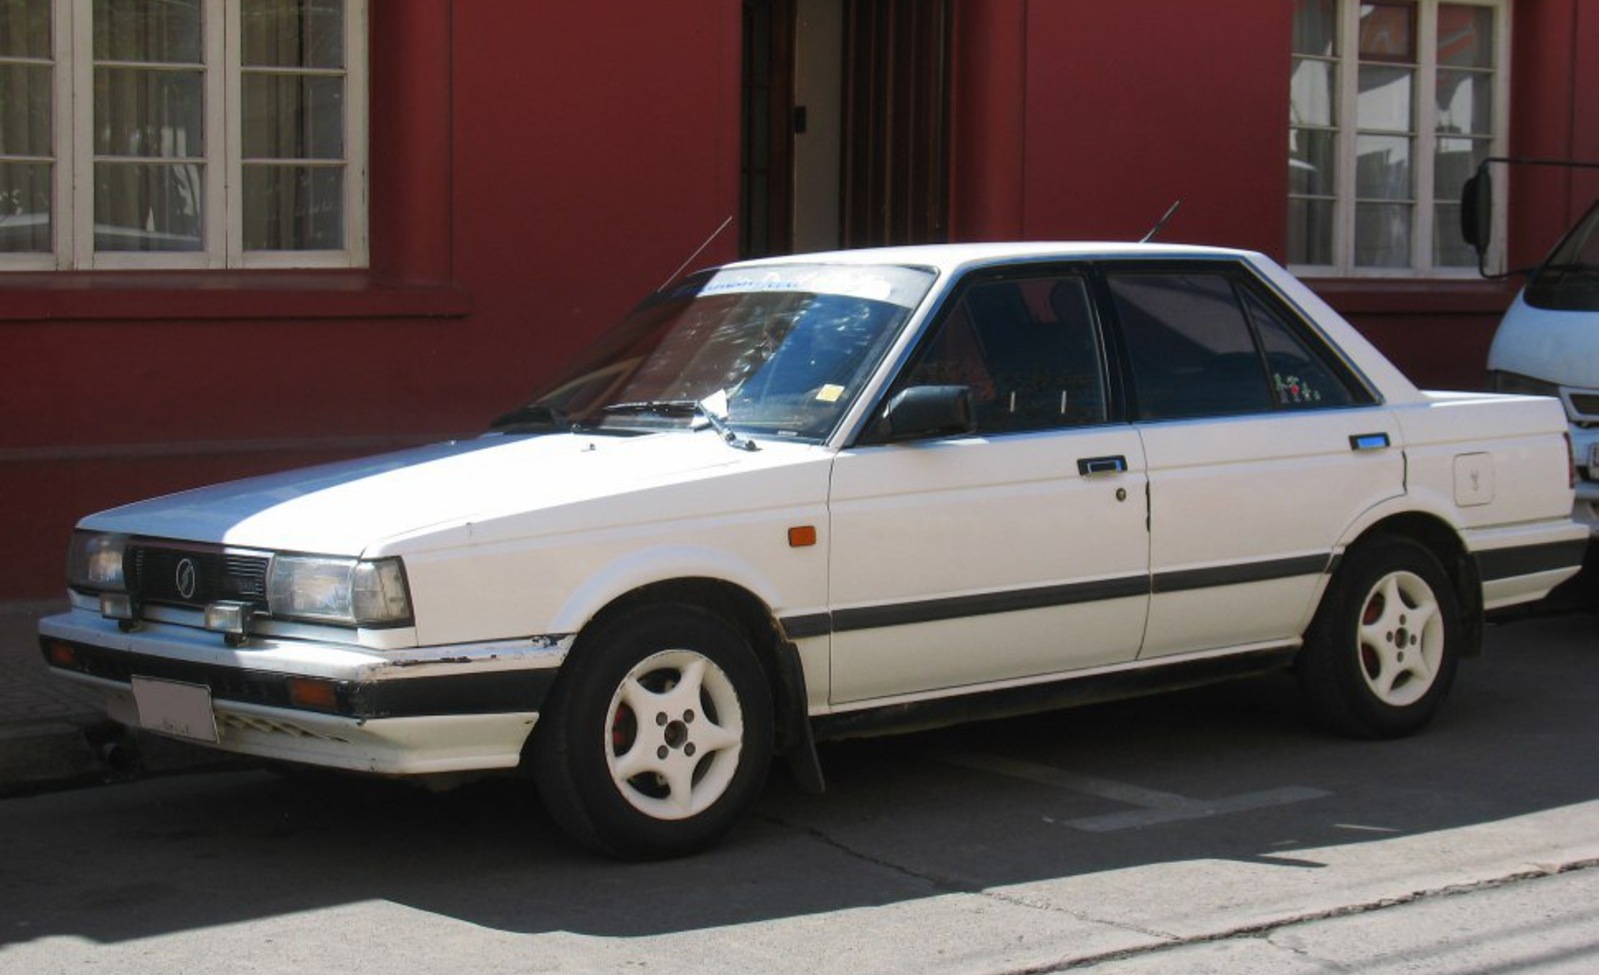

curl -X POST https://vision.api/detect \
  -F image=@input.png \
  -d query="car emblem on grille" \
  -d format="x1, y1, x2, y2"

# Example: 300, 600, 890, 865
175, 558, 199, 600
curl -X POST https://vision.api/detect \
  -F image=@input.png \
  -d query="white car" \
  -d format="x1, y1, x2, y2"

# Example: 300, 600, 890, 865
40, 243, 1587, 858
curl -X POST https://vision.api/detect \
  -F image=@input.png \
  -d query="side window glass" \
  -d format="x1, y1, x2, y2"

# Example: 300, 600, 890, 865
1109, 273, 1274, 420
1240, 287, 1366, 408
898, 275, 1108, 434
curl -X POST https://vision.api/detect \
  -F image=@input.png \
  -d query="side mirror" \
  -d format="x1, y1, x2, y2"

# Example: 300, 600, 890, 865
871, 385, 975, 443
1460, 166, 1492, 257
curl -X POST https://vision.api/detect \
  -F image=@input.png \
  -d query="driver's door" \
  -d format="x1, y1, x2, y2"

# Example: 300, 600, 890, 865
825, 270, 1151, 704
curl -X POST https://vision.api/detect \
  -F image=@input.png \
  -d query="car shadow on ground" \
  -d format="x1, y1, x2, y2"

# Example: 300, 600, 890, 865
0, 613, 1592, 946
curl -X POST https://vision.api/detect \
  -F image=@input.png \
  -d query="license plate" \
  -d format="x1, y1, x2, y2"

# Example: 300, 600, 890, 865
131, 676, 219, 743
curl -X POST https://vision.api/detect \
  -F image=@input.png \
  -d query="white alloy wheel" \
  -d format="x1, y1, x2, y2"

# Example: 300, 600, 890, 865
1298, 535, 1461, 739
1354, 569, 1444, 707
604, 649, 745, 820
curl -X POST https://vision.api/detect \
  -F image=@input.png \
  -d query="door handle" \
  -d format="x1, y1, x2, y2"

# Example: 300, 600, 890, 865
1077, 455, 1128, 476
1349, 433, 1391, 451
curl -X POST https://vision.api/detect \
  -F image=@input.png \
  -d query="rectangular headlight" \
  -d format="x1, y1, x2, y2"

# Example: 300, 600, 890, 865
67, 531, 128, 592
268, 555, 413, 627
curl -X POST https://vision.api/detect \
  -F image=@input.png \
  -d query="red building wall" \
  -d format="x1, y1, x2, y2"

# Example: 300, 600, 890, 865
2, 0, 1595, 601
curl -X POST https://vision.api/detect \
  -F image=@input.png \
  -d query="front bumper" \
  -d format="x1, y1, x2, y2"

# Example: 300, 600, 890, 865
38, 611, 571, 776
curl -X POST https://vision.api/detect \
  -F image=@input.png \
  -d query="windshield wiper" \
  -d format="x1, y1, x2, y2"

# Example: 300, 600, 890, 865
599, 400, 759, 452
489, 403, 570, 433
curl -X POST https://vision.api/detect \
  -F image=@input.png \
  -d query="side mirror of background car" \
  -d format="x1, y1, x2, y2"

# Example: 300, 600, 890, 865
1460, 166, 1492, 259
872, 385, 976, 443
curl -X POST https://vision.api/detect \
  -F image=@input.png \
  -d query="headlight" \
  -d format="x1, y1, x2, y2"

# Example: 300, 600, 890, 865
67, 531, 128, 592
268, 555, 413, 627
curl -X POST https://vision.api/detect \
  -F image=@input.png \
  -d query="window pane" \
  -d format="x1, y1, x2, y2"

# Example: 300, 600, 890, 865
1290, 128, 1335, 195
244, 164, 342, 249
1434, 202, 1475, 267
243, 73, 344, 159
1357, 65, 1413, 132
1438, 4, 1493, 68
1434, 135, 1487, 202
93, 67, 204, 157
0, 62, 51, 156
1359, 2, 1416, 62
1436, 69, 1492, 135
0, 0, 51, 58
1356, 133, 1411, 200
0, 161, 50, 252
1355, 202, 1411, 267
93, 0, 201, 64
1110, 273, 1274, 420
1241, 287, 1361, 407
1293, 0, 1337, 56
1288, 198, 1335, 266
94, 161, 203, 251
243, 0, 344, 69
1290, 57, 1336, 127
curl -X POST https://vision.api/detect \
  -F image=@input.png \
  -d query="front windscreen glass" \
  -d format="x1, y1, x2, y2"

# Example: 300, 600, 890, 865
1526, 200, 1599, 312
492, 263, 936, 443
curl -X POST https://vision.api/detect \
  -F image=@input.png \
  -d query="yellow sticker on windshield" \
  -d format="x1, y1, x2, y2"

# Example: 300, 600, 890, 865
815, 385, 845, 403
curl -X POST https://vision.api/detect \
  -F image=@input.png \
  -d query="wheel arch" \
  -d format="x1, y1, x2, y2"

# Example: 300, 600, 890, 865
559, 576, 825, 793
1334, 512, 1484, 658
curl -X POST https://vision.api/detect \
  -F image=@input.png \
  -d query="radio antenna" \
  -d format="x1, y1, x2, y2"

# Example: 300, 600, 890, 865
1140, 200, 1182, 243
661, 214, 734, 290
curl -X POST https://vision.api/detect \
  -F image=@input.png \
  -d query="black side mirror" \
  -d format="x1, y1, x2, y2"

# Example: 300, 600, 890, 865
871, 385, 975, 443
1460, 166, 1492, 257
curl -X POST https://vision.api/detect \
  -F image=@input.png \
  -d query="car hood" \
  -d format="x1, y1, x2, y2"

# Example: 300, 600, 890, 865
79, 432, 817, 555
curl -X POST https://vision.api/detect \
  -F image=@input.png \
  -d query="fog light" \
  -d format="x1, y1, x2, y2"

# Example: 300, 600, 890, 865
204, 601, 254, 639
100, 593, 135, 621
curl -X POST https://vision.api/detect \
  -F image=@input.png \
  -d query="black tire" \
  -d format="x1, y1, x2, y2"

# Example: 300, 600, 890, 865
531, 604, 774, 859
1298, 536, 1462, 739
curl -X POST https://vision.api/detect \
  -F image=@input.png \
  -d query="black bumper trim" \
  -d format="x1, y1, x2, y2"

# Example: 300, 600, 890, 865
39, 638, 556, 720
1475, 539, 1590, 582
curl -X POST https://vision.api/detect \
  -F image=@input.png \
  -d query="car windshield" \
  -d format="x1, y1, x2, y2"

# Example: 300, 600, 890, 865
1526, 199, 1599, 313
492, 263, 936, 443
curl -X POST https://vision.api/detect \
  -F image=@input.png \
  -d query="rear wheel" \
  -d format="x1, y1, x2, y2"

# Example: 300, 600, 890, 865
1299, 536, 1461, 738
532, 604, 773, 859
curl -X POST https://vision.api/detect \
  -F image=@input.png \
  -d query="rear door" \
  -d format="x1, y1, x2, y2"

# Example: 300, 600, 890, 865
1100, 261, 1405, 658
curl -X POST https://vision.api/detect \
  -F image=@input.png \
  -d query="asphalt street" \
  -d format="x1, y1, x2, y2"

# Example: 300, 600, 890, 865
0, 610, 1594, 974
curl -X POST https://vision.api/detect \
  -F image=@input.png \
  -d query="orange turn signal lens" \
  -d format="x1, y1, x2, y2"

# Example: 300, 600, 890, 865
45, 640, 79, 669
286, 677, 340, 712
788, 525, 817, 548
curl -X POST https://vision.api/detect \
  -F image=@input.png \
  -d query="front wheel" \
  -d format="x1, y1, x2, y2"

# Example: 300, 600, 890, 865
1298, 536, 1462, 739
532, 604, 774, 859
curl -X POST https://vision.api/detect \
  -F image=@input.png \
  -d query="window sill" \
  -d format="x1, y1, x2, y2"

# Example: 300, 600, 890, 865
1301, 276, 1519, 315
0, 270, 472, 322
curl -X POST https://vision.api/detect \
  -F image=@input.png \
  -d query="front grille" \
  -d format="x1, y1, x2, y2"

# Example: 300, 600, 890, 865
126, 541, 270, 611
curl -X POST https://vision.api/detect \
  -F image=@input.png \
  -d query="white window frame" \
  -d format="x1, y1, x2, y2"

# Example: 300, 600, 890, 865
1290, 0, 1511, 279
2, 0, 367, 272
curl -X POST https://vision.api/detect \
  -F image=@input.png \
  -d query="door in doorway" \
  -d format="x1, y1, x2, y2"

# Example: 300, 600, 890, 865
740, 0, 951, 257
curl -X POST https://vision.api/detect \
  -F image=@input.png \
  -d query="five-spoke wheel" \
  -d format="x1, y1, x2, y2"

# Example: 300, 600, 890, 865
532, 604, 773, 859
1300, 536, 1461, 739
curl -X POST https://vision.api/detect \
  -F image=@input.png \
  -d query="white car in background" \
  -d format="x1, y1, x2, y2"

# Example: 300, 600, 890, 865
40, 242, 1587, 859
1487, 198, 1599, 548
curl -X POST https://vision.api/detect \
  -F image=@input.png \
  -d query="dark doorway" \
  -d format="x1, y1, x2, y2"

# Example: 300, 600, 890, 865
839, 0, 952, 248
740, 0, 951, 257
741, 0, 795, 258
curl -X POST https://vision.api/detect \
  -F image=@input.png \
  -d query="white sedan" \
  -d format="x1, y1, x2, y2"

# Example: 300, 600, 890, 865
41, 243, 1588, 858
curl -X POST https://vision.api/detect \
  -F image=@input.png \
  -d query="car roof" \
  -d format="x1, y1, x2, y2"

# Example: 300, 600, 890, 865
725, 241, 1254, 275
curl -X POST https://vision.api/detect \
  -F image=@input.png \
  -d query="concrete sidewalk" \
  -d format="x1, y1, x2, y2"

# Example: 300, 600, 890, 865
0, 599, 223, 796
